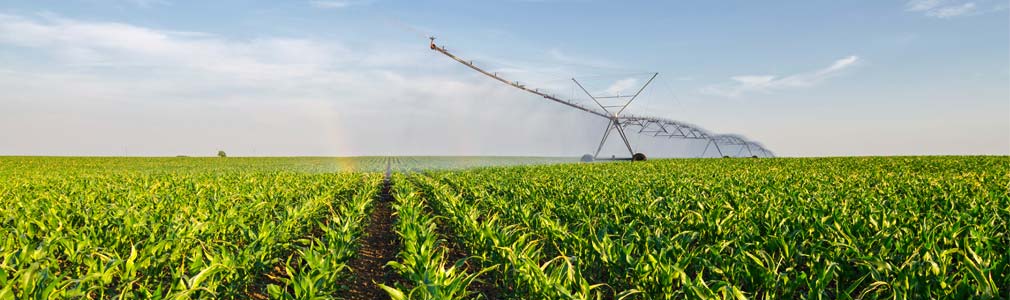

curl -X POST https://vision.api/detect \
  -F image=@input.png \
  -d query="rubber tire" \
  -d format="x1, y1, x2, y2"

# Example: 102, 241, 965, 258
632, 153, 647, 161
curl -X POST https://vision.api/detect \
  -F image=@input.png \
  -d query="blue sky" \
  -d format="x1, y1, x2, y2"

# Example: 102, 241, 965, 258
0, 0, 1007, 157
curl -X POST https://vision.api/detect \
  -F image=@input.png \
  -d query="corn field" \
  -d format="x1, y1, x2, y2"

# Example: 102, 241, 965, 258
401, 156, 1009, 299
1, 156, 1006, 299
0, 157, 381, 298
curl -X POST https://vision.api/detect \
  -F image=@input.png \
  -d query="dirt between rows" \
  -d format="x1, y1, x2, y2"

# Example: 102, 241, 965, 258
344, 168, 501, 299
341, 173, 402, 299
412, 177, 503, 299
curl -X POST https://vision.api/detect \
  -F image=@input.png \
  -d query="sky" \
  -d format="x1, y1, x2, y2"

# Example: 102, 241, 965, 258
0, 0, 1007, 157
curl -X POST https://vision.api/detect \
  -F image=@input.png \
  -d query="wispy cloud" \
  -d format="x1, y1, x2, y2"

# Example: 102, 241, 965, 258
701, 56, 860, 98
604, 78, 639, 95
907, 0, 945, 11
123, 0, 170, 7
0, 13, 606, 156
504, 0, 591, 2
905, 0, 989, 18
928, 3, 978, 17
0, 13, 351, 79
309, 0, 371, 9
547, 48, 623, 70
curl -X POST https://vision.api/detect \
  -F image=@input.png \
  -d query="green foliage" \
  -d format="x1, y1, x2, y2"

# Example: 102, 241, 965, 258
0, 157, 382, 299
1, 156, 1005, 300
380, 174, 494, 299
410, 156, 1009, 299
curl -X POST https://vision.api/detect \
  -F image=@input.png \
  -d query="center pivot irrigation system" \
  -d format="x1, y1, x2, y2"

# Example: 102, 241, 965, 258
429, 37, 773, 161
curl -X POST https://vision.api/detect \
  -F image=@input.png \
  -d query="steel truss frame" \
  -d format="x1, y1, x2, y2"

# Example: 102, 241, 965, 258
617, 115, 773, 157
429, 38, 773, 158
572, 73, 657, 159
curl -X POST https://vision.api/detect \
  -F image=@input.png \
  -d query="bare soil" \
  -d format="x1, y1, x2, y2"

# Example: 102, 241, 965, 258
341, 170, 401, 300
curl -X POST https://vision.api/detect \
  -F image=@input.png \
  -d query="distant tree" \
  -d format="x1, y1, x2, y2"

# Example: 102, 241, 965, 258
217, 150, 227, 158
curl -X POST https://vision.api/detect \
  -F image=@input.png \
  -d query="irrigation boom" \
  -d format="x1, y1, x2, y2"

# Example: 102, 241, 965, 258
430, 38, 611, 119
429, 37, 774, 159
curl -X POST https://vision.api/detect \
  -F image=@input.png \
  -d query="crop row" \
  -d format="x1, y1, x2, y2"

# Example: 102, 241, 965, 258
405, 156, 1008, 299
379, 174, 490, 299
0, 158, 382, 299
1, 156, 1005, 299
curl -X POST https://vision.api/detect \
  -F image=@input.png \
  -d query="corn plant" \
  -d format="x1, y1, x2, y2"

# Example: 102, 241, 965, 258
411, 176, 614, 299
0, 157, 382, 299
379, 174, 494, 300
414, 156, 1008, 299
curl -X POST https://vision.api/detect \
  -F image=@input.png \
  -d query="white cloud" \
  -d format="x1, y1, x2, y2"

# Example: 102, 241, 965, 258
701, 56, 860, 98
123, 0, 170, 7
821, 55, 860, 73
905, 0, 983, 18
604, 78, 639, 95
907, 0, 945, 11
0, 13, 609, 156
926, 2, 978, 17
0, 14, 355, 81
309, 0, 370, 9
546, 48, 622, 70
